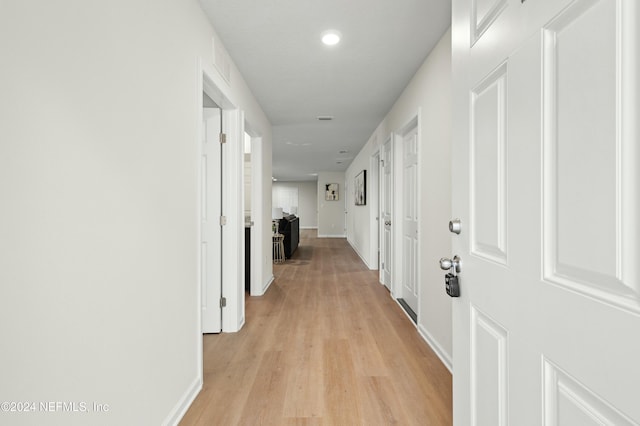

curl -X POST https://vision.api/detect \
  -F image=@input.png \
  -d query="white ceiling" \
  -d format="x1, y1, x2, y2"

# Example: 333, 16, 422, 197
199, 0, 451, 181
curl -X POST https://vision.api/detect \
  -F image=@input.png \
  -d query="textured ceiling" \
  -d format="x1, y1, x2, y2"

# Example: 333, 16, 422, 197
199, 0, 451, 181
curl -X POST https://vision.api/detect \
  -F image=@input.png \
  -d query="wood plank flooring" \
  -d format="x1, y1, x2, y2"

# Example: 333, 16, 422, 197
180, 230, 452, 425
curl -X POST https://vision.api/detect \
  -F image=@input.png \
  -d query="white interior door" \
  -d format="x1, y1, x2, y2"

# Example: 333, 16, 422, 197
201, 107, 222, 333
380, 137, 393, 290
371, 152, 381, 271
401, 126, 419, 315
452, 0, 640, 424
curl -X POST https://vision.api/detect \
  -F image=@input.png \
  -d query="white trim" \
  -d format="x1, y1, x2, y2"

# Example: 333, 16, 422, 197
162, 376, 202, 426
262, 275, 275, 294
418, 324, 453, 373
317, 234, 346, 238
415, 110, 423, 327
300, 226, 319, 230
347, 238, 375, 270
202, 61, 237, 110
195, 58, 205, 397
391, 296, 452, 373
237, 315, 245, 331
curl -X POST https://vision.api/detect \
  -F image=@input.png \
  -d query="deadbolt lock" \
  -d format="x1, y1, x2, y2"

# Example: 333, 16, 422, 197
449, 219, 461, 234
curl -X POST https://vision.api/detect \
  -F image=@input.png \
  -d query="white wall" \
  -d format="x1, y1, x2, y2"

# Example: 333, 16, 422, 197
0, 1, 272, 424
272, 181, 318, 228
345, 135, 378, 268
297, 181, 318, 229
317, 172, 346, 237
345, 30, 453, 368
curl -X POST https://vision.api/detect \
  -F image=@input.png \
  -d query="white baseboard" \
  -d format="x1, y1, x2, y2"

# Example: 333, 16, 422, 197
391, 298, 453, 374
418, 324, 453, 373
262, 275, 274, 294
347, 239, 374, 269
163, 375, 202, 426
300, 226, 318, 230
317, 234, 346, 238
238, 315, 245, 331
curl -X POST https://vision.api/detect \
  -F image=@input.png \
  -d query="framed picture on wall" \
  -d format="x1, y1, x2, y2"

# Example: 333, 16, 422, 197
325, 183, 339, 201
355, 170, 366, 205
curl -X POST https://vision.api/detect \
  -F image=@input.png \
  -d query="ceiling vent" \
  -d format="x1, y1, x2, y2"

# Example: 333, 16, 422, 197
317, 115, 334, 121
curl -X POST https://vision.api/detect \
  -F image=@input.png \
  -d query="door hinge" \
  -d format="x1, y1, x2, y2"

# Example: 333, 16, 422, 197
220, 216, 227, 226
381, 159, 384, 166
219, 133, 227, 144
381, 262, 385, 270
220, 297, 227, 308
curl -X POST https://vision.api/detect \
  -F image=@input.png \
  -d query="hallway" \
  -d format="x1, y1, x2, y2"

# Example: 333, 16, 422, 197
181, 230, 452, 425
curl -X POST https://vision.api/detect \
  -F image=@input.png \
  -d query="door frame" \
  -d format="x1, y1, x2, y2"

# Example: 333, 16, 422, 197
196, 59, 246, 360
394, 113, 421, 321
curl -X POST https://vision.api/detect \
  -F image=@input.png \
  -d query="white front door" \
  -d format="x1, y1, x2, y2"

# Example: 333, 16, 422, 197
201, 107, 222, 333
401, 125, 419, 314
381, 136, 393, 290
452, 0, 640, 424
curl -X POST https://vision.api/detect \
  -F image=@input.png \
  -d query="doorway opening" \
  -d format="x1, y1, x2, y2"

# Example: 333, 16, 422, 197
243, 131, 252, 295
243, 123, 264, 296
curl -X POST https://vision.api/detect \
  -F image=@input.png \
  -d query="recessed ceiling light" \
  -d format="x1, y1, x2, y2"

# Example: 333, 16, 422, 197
321, 30, 341, 46
317, 115, 334, 121
339, 150, 349, 154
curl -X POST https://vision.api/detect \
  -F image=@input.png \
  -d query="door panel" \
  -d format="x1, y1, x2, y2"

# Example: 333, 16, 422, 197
470, 63, 508, 265
471, 0, 508, 44
452, 0, 640, 424
542, 0, 639, 311
201, 107, 222, 333
544, 359, 638, 426
470, 306, 508, 426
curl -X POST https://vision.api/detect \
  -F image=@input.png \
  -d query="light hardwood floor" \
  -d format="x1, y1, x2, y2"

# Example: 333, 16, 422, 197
180, 230, 452, 425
